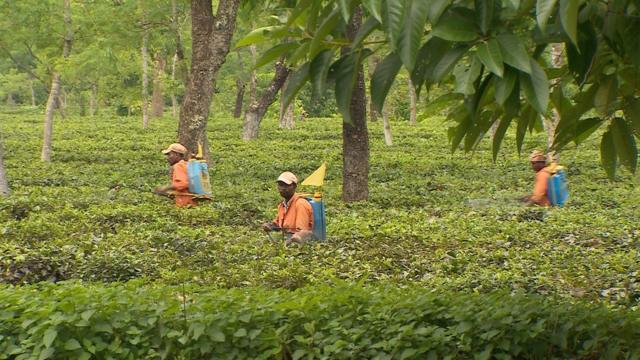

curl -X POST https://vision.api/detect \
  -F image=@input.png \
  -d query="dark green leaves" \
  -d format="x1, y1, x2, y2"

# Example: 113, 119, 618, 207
382, 0, 405, 46
476, 0, 495, 35
520, 59, 549, 113
559, 0, 579, 46
536, 0, 558, 31
363, 0, 383, 22
497, 34, 531, 74
282, 62, 310, 110
398, 0, 430, 71
476, 39, 504, 77
432, 8, 478, 42
610, 117, 638, 174
601, 129, 617, 179
309, 50, 334, 99
371, 52, 403, 113
254, 43, 298, 69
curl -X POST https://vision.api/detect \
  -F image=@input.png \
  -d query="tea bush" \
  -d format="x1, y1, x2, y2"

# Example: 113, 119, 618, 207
1, 282, 639, 359
0, 107, 638, 306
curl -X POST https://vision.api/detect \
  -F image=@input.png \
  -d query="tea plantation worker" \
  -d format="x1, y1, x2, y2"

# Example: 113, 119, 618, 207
261, 171, 314, 245
154, 143, 196, 208
521, 150, 551, 207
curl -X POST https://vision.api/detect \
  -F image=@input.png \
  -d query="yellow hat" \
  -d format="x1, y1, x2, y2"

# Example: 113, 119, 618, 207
276, 171, 298, 185
162, 143, 187, 155
529, 150, 547, 162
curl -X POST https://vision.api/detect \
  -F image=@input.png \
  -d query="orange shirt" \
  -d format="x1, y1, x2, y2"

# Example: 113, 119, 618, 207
273, 194, 313, 234
530, 167, 551, 207
172, 160, 196, 207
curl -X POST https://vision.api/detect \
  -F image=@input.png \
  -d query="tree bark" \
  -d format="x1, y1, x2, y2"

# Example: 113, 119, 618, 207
57, 88, 67, 118
279, 73, 295, 129
382, 104, 393, 146
89, 82, 98, 116
178, 0, 240, 160
30, 77, 36, 107
408, 77, 418, 126
247, 45, 258, 105
141, 31, 150, 128
242, 60, 290, 140
151, 52, 166, 118
0, 138, 9, 196
342, 7, 369, 202
5, 93, 15, 106
233, 78, 245, 118
170, 0, 183, 120
171, 52, 179, 119
546, 43, 564, 162
41, 0, 72, 162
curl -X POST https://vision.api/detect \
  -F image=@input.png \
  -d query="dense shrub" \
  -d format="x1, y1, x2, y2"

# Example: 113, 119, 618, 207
0, 282, 638, 359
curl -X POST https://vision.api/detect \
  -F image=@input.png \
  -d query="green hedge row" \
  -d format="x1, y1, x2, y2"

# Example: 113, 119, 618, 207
1, 282, 638, 359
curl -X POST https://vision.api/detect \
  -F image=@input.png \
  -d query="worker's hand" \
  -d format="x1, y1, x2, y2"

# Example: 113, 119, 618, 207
154, 186, 166, 195
261, 222, 274, 233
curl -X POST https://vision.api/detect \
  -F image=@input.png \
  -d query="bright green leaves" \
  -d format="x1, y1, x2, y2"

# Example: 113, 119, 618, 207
476, 39, 504, 77
338, 0, 353, 22
43, 328, 57, 348
559, 0, 579, 46
371, 52, 403, 112
363, 0, 383, 22
497, 34, 532, 74
397, 0, 430, 71
520, 59, 549, 113
432, 8, 479, 42
235, 26, 291, 48
536, 0, 558, 31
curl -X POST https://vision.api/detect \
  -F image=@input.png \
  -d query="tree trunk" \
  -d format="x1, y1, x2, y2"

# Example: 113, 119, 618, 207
178, 0, 240, 160
171, 52, 179, 119
89, 82, 98, 116
367, 56, 379, 122
41, 0, 72, 162
233, 78, 245, 118
5, 93, 15, 106
342, 7, 369, 202
408, 77, 418, 126
57, 88, 66, 118
30, 77, 36, 107
279, 73, 295, 129
151, 53, 166, 118
242, 60, 290, 140
0, 138, 9, 196
141, 32, 150, 128
382, 104, 393, 146
546, 43, 564, 162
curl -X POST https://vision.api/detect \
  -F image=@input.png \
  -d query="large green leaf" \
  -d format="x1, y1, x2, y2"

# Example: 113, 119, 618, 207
594, 76, 618, 116
398, 0, 430, 71
332, 54, 358, 123
476, 39, 503, 77
363, 0, 383, 22
338, 0, 352, 23
496, 34, 532, 74
565, 22, 596, 84
371, 52, 403, 113
601, 129, 617, 179
559, 0, 578, 46
235, 26, 289, 48
287, 41, 311, 66
382, 0, 405, 47
574, 117, 604, 145
282, 62, 310, 110
254, 42, 298, 69
536, 0, 557, 31
432, 45, 469, 82
428, 0, 452, 23
517, 107, 537, 153
454, 56, 482, 95
492, 115, 513, 161
309, 50, 334, 99
410, 37, 450, 96
432, 8, 478, 42
476, 0, 495, 35
287, 0, 313, 25
495, 67, 517, 105
309, 9, 341, 60
519, 59, 549, 113
611, 117, 638, 173
450, 112, 473, 152
353, 17, 381, 49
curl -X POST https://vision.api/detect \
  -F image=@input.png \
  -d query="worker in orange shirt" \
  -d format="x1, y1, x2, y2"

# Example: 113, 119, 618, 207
521, 150, 551, 207
262, 171, 314, 245
154, 143, 196, 208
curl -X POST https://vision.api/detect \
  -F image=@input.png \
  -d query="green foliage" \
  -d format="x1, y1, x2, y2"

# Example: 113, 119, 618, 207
0, 282, 639, 359
0, 108, 638, 308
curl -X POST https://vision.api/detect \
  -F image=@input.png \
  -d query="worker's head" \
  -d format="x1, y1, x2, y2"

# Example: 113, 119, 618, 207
162, 143, 188, 165
276, 171, 297, 200
529, 150, 547, 172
